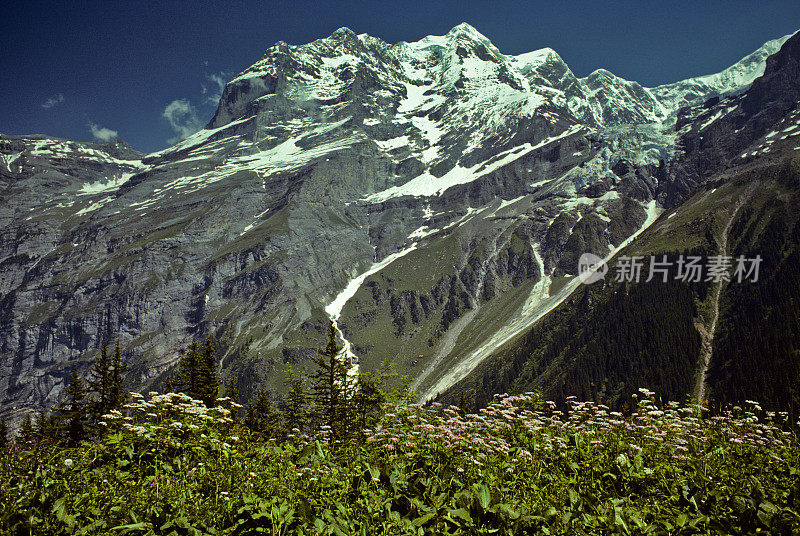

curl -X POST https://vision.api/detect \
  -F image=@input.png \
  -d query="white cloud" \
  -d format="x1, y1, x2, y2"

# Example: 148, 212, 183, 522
201, 72, 229, 105
88, 122, 118, 141
162, 98, 204, 144
161, 72, 229, 145
41, 93, 64, 109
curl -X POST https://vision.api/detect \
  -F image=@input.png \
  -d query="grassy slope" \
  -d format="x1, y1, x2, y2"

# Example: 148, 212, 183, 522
441, 154, 800, 413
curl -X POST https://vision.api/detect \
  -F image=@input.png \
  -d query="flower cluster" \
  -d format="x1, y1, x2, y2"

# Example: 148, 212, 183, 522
364, 389, 794, 468
101, 391, 238, 441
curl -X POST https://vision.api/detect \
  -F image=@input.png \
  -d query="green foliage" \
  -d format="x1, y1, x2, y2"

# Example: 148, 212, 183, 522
0, 417, 7, 451
283, 366, 309, 435
199, 338, 221, 407
87, 340, 129, 428
443, 251, 708, 411
175, 339, 202, 398
224, 378, 242, 424
16, 413, 35, 447
244, 390, 283, 438
1, 390, 797, 535
110, 340, 129, 410
353, 359, 414, 435
59, 370, 88, 447
173, 337, 221, 407
34, 409, 61, 445
310, 320, 357, 443
87, 343, 113, 423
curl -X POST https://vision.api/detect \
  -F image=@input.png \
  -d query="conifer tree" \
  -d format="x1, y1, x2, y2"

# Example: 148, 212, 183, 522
225, 377, 241, 422
352, 375, 385, 433
87, 340, 128, 433
60, 371, 88, 446
87, 342, 113, 424
17, 414, 35, 447
33, 410, 47, 442
284, 367, 309, 435
177, 338, 202, 399
0, 417, 8, 451
352, 360, 412, 435
109, 340, 128, 410
175, 337, 220, 406
244, 390, 282, 437
34, 409, 61, 445
310, 320, 356, 442
198, 336, 220, 407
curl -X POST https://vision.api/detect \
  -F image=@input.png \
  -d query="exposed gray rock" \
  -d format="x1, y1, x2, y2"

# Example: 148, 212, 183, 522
1, 24, 793, 425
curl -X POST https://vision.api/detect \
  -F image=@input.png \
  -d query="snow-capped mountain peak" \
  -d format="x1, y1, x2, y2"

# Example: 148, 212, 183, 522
4, 25, 798, 422
650, 32, 794, 114
163, 23, 796, 211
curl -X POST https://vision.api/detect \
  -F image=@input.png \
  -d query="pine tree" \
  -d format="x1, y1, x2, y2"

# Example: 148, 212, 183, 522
225, 377, 241, 423
352, 360, 412, 435
0, 417, 8, 451
86, 340, 127, 434
283, 367, 309, 435
352, 376, 384, 433
60, 371, 88, 447
17, 414, 35, 447
198, 337, 220, 407
164, 375, 175, 393
87, 342, 113, 425
175, 337, 220, 406
177, 338, 202, 399
34, 409, 61, 445
109, 340, 128, 410
310, 319, 356, 442
244, 390, 282, 437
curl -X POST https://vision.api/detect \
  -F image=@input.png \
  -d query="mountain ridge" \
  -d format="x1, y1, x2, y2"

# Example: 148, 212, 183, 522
437, 30, 800, 414
1, 24, 798, 424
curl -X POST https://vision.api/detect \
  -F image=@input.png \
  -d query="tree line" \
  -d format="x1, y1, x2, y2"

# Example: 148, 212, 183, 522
239, 320, 412, 444
438, 250, 708, 412
1, 319, 410, 450
6, 341, 128, 449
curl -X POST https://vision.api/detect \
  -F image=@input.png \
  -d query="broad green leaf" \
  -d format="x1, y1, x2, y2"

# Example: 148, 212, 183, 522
477, 484, 491, 510
411, 512, 435, 527
448, 508, 472, 523
568, 488, 579, 508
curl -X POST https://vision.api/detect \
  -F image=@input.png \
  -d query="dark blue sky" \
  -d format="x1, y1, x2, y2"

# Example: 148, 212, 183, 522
2, 0, 798, 154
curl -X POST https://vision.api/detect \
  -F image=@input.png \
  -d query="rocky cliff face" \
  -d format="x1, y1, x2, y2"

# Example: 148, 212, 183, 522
1, 24, 796, 420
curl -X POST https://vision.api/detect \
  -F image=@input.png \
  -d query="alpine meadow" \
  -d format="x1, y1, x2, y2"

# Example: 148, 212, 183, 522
2, 14, 800, 535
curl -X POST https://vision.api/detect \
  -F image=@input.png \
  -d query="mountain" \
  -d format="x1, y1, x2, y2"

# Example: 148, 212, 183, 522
1, 24, 797, 422
439, 30, 800, 419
